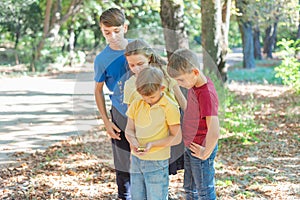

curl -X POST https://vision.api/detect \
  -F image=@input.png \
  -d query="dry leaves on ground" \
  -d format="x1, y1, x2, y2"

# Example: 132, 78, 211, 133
0, 84, 299, 199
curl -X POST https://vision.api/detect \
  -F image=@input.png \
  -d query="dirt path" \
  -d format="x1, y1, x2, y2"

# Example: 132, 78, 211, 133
0, 70, 110, 166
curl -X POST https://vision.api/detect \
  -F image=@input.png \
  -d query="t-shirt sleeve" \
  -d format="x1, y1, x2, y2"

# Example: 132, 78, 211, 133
165, 104, 181, 125
124, 78, 141, 105
126, 100, 137, 119
123, 81, 131, 104
198, 90, 218, 118
169, 77, 178, 90
94, 56, 106, 82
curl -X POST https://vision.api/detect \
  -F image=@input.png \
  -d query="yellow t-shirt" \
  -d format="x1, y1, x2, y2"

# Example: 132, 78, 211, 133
126, 95, 180, 160
123, 68, 178, 105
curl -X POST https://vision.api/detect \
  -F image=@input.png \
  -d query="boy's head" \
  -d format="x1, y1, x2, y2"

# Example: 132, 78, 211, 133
136, 67, 164, 105
99, 8, 127, 45
167, 48, 202, 89
100, 8, 125, 27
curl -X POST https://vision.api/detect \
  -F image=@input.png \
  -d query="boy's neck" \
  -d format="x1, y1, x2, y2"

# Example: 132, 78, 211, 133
109, 39, 128, 50
194, 73, 207, 88
148, 93, 164, 107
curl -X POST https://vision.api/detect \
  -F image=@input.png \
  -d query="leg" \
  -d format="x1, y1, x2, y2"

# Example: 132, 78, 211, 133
189, 145, 218, 200
111, 134, 131, 200
183, 148, 199, 200
111, 107, 131, 200
144, 159, 169, 200
130, 155, 146, 200
169, 140, 185, 175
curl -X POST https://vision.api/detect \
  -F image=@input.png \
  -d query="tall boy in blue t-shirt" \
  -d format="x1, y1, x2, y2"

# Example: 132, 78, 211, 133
94, 8, 131, 200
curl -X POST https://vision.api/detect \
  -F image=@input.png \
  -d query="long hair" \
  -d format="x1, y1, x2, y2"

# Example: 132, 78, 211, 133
125, 39, 171, 90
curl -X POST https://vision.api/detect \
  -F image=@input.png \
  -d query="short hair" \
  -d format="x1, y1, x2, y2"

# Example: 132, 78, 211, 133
136, 67, 163, 96
100, 8, 125, 27
167, 48, 201, 78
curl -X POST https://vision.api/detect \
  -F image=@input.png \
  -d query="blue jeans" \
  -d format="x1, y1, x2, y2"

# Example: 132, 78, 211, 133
130, 155, 169, 200
184, 145, 218, 200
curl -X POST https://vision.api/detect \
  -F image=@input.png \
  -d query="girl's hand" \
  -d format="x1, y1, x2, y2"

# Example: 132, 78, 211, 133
190, 142, 205, 159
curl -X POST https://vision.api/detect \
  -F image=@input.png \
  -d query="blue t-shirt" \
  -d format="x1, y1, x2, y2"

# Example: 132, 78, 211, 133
94, 44, 131, 116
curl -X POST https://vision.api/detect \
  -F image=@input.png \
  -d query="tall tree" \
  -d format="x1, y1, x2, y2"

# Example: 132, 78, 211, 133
32, 0, 83, 71
263, 21, 278, 58
160, 0, 189, 60
236, 0, 255, 69
201, 0, 224, 75
253, 10, 262, 60
220, 0, 232, 81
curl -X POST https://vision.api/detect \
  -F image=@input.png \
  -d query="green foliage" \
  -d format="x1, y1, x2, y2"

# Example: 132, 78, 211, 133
228, 17, 242, 48
275, 39, 300, 94
221, 92, 262, 145
0, 0, 42, 47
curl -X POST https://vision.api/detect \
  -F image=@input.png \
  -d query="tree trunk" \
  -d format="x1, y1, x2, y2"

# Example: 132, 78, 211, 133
14, 25, 21, 65
220, 0, 231, 81
297, 24, 300, 39
238, 21, 255, 69
201, 0, 223, 77
253, 24, 262, 60
68, 27, 75, 67
263, 21, 278, 59
236, 0, 255, 69
160, 0, 189, 60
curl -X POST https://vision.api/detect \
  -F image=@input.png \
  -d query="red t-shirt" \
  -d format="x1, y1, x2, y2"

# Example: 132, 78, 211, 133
182, 77, 219, 147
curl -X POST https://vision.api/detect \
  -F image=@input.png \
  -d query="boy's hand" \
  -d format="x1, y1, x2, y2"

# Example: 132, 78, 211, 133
190, 142, 205, 159
144, 142, 153, 152
104, 120, 121, 140
134, 143, 152, 156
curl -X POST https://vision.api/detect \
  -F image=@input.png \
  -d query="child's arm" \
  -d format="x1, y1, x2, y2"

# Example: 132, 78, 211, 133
173, 84, 187, 111
125, 117, 140, 151
190, 116, 220, 160
144, 124, 182, 151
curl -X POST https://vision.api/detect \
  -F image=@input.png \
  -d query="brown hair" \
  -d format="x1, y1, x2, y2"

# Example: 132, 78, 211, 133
125, 39, 171, 90
136, 67, 163, 96
100, 8, 125, 27
167, 48, 201, 78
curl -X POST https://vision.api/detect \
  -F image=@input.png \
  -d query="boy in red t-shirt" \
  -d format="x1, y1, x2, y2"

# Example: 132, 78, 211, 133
167, 48, 220, 200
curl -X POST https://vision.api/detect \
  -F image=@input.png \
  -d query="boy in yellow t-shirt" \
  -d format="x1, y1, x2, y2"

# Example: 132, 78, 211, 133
124, 39, 186, 176
125, 67, 182, 200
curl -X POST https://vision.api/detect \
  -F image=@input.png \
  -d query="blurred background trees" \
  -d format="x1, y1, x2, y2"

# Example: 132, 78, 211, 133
0, 0, 299, 92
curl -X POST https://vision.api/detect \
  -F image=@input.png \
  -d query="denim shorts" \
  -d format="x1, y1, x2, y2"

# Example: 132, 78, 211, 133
130, 155, 169, 200
184, 145, 218, 200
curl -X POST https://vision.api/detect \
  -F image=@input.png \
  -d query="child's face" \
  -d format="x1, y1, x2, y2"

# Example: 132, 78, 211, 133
173, 70, 198, 89
126, 54, 149, 74
141, 88, 163, 106
100, 24, 127, 46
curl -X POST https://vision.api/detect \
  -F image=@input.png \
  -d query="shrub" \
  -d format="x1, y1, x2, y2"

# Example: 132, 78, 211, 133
275, 39, 300, 94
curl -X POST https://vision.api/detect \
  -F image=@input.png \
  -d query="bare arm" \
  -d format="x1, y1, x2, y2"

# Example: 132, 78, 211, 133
173, 84, 187, 111
94, 82, 121, 140
190, 116, 220, 160
145, 124, 182, 151
125, 117, 140, 151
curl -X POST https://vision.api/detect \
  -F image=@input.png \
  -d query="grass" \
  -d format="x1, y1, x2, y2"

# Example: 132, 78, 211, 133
227, 59, 283, 84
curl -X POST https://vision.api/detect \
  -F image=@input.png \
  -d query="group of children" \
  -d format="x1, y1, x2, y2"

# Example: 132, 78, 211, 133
94, 8, 220, 200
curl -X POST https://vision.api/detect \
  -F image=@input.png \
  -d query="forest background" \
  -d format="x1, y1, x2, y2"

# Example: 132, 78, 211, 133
0, 0, 299, 199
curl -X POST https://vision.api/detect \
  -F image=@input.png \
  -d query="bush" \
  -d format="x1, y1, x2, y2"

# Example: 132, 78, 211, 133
275, 39, 300, 94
